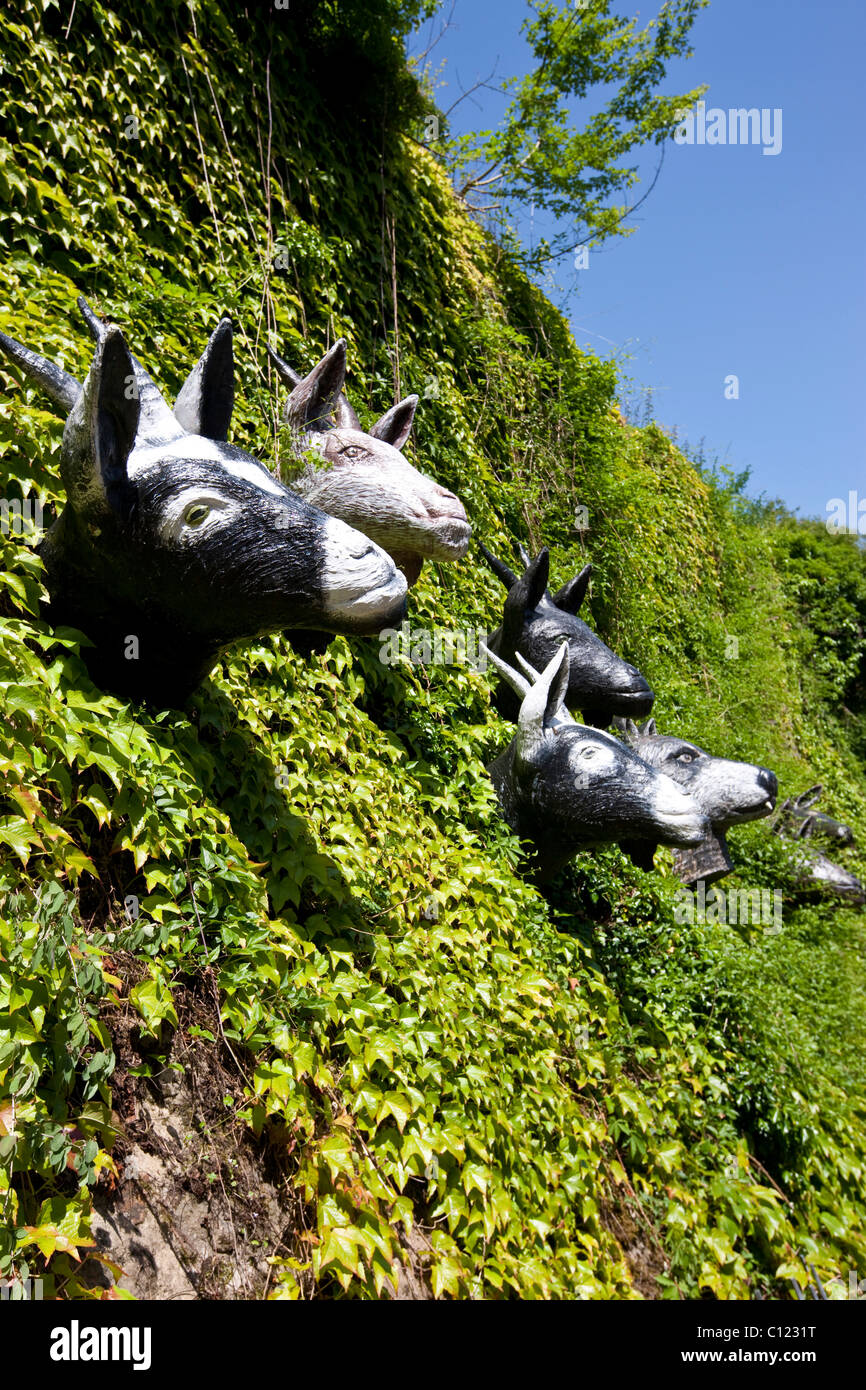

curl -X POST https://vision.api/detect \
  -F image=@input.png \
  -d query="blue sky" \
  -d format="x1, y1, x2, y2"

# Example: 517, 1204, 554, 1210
408, 0, 865, 522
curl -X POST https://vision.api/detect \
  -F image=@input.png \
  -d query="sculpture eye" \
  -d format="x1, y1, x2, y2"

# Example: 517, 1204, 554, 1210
340, 445, 365, 460
676, 751, 697, 764
184, 502, 210, 527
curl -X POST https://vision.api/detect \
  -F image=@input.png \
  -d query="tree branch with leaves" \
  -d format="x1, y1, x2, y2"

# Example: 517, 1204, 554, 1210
418, 0, 708, 270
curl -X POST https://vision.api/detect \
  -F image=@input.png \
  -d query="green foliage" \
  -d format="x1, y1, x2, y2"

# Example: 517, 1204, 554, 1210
0, 0, 863, 1302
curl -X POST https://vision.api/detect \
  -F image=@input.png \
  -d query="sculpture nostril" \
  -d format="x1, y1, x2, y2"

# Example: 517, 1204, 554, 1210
427, 496, 468, 523
430, 487, 464, 513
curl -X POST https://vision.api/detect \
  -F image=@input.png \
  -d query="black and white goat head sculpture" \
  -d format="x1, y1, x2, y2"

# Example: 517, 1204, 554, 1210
615, 717, 778, 878
484, 644, 707, 881
0, 300, 407, 703
481, 542, 655, 727
267, 338, 470, 586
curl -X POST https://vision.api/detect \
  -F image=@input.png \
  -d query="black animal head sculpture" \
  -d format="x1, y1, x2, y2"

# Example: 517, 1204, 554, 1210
0, 300, 408, 703
484, 644, 707, 881
772, 785, 855, 847
267, 338, 471, 586
771, 787, 862, 903
481, 543, 654, 727
791, 850, 865, 904
616, 717, 778, 879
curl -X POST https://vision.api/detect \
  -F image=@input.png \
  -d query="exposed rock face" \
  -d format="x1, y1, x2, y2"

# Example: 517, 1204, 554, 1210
82, 981, 432, 1300
86, 1055, 291, 1300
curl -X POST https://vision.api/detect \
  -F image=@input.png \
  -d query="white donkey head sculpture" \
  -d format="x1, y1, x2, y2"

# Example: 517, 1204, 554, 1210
267, 338, 471, 585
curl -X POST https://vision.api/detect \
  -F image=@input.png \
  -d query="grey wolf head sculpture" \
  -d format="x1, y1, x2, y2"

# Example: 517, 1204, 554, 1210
480, 542, 655, 727
267, 338, 471, 586
0, 299, 407, 703
615, 717, 778, 878
617, 718, 778, 833
484, 644, 707, 881
772, 785, 855, 847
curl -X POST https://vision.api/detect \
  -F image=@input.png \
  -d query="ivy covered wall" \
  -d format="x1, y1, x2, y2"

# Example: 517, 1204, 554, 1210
0, 0, 864, 1299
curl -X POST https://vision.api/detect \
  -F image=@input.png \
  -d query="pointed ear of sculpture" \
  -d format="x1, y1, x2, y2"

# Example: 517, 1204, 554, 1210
480, 641, 533, 704
482, 643, 572, 731
553, 563, 592, 615
268, 340, 360, 431
639, 718, 657, 737
514, 651, 576, 728
277, 338, 349, 433
514, 541, 532, 570
516, 641, 570, 767
334, 393, 361, 429
77, 296, 181, 445
369, 394, 418, 450
266, 342, 302, 391
794, 784, 823, 810
174, 318, 234, 439
514, 652, 542, 682
499, 548, 550, 654
522, 548, 550, 611
62, 325, 140, 517
479, 542, 520, 591
0, 328, 82, 414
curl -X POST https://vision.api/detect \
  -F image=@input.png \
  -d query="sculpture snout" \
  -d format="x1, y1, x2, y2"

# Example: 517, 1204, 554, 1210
423, 487, 471, 559
613, 663, 655, 709
758, 767, 778, 810
580, 661, 655, 726
653, 776, 708, 846
320, 516, 408, 629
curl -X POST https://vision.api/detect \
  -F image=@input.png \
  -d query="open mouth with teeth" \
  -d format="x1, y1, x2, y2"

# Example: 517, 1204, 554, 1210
731, 793, 777, 823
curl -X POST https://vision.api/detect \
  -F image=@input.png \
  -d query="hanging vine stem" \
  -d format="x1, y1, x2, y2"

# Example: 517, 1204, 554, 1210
253, 52, 281, 469
183, 860, 252, 1091
176, 42, 226, 274
189, 12, 266, 270
376, 106, 392, 411
185, 7, 278, 451
387, 210, 401, 404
